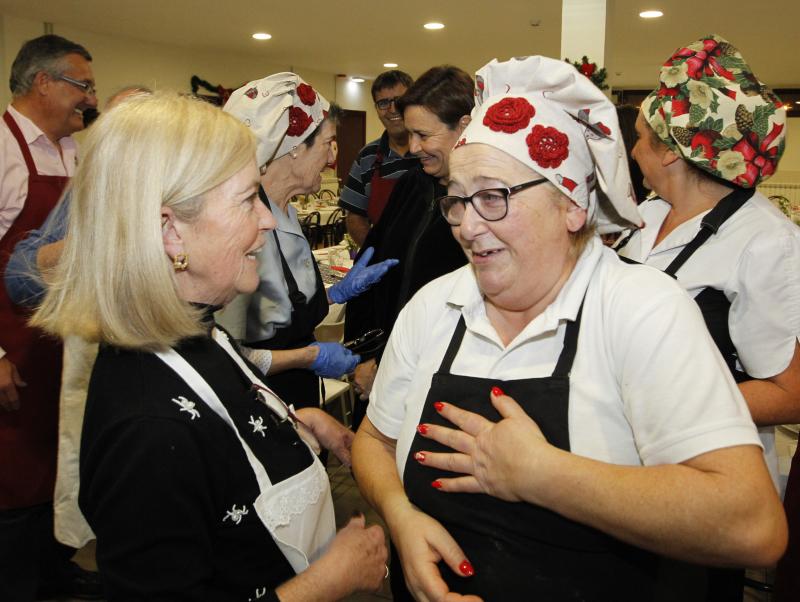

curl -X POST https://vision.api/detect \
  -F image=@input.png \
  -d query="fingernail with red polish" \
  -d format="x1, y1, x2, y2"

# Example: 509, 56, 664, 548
417, 424, 428, 435
491, 386, 505, 397
433, 401, 445, 412
459, 560, 475, 577
431, 480, 442, 489
414, 452, 426, 463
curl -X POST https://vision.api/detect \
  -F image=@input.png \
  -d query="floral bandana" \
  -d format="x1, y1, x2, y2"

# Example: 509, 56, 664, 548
224, 73, 330, 166
642, 34, 785, 188
463, 56, 642, 233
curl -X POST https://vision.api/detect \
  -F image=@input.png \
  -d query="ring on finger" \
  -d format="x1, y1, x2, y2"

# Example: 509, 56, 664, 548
384, 564, 389, 579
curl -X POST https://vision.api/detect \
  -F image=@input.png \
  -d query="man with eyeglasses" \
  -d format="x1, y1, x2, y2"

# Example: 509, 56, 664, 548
339, 70, 419, 246
0, 34, 101, 601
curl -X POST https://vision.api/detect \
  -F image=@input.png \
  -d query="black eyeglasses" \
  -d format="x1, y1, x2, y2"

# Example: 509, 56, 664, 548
438, 178, 549, 225
56, 74, 96, 97
374, 96, 401, 111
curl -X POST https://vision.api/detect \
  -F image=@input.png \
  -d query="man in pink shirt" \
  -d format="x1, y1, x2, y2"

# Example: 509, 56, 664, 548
0, 34, 100, 601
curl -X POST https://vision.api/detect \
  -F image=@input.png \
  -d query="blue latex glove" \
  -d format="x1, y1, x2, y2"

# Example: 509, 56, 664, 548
309, 343, 360, 378
327, 247, 399, 304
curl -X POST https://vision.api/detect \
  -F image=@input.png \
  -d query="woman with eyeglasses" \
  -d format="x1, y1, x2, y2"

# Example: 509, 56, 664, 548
343, 65, 472, 422
351, 56, 786, 602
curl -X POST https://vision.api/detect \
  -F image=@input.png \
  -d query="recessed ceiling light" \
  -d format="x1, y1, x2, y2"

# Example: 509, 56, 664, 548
424, 22, 445, 30
639, 10, 663, 18
252, 32, 272, 40
351, 77, 365, 83
384, 63, 399, 68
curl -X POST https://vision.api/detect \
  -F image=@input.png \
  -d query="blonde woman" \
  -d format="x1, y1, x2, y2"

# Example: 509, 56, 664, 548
33, 92, 387, 601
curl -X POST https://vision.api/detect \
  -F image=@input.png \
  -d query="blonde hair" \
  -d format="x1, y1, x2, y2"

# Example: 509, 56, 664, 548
32, 92, 256, 350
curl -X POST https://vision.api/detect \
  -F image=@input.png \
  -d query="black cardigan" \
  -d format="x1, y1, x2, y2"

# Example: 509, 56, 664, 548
80, 325, 315, 601
344, 165, 467, 345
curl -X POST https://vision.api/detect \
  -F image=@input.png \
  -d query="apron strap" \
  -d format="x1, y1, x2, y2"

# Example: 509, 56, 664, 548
3, 110, 38, 176
664, 187, 755, 277
438, 297, 586, 378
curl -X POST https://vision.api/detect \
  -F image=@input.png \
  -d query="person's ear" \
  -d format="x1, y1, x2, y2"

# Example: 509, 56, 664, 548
661, 147, 682, 167
161, 207, 186, 261
565, 201, 588, 233
455, 115, 472, 135
32, 71, 51, 96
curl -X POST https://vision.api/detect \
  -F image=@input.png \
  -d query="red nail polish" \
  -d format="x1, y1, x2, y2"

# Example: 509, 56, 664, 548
431, 479, 442, 489
433, 401, 444, 412
417, 424, 428, 435
414, 452, 426, 462
491, 386, 505, 397
459, 560, 475, 577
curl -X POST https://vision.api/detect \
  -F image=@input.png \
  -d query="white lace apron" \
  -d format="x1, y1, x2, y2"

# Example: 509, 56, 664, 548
155, 328, 336, 573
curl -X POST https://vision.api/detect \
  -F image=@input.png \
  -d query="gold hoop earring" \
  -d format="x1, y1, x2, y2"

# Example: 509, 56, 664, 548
173, 253, 189, 271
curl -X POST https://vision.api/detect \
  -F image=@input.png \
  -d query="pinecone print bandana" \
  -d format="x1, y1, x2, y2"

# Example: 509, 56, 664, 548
642, 34, 786, 188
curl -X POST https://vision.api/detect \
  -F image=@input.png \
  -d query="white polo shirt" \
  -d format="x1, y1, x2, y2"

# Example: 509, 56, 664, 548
368, 237, 761, 479
617, 192, 800, 488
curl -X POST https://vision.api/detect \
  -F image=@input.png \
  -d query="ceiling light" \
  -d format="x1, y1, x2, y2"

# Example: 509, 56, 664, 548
384, 63, 398, 68
639, 10, 663, 18
252, 32, 272, 40
351, 77, 365, 83
424, 22, 445, 30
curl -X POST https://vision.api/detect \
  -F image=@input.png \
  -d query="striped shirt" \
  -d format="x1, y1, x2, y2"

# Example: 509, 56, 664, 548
338, 131, 418, 217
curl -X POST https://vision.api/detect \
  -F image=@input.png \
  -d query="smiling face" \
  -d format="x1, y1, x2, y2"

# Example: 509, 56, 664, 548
374, 83, 408, 139
404, 105, 466, 179
292, 119, 337, 194
448, 143, 586, 316
47, 53, 98, 139
179, 162, 275, 306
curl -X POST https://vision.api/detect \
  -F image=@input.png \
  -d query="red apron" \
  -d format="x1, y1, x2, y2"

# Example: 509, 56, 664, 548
0, 110, 68, 509
366, 148, 399, 225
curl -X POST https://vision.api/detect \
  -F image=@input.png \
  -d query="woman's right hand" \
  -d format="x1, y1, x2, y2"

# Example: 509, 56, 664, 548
389, 504, 482, 602
353, 358, 377, 400
324, 513, 388, 595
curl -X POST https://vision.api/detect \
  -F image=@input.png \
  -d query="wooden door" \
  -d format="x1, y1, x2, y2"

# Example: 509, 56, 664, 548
336, 110, 366, 190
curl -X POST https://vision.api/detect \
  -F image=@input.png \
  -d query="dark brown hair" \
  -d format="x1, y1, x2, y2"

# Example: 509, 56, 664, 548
396, 65, 474, 129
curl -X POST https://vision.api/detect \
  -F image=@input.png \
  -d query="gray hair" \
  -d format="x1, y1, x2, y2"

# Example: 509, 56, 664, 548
10, 34, 92, 96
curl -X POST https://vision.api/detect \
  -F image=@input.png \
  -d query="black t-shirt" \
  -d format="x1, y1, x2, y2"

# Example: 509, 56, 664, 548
80, 328, 314, 601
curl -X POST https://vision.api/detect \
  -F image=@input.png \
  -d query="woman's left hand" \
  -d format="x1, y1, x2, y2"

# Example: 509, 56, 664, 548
327, 246, 399, 304
415, 388, 555, 504
295, 407, 354, 467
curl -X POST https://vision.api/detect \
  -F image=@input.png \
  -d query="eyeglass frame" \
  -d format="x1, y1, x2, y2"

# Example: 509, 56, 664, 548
438, 178, 550, 225
374, 96, 401, 111
55, 74, 96, 97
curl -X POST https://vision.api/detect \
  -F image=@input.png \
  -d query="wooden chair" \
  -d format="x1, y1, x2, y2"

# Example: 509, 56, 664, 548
322, 208, 344, 247
299, 211, 321, 248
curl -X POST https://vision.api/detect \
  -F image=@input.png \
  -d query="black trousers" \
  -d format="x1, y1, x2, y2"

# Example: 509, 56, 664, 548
0, 503, 75, 601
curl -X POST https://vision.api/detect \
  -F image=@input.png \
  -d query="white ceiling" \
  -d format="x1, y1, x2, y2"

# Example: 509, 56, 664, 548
1, 0, 798, 89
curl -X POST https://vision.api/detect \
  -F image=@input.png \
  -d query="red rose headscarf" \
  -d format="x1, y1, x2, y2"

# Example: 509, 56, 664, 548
461, 56, 642, 233
642, 34, 785, 188
224, 73, 330, 166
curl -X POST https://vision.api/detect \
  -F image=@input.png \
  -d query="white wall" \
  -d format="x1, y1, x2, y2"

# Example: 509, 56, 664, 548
0, 13, 375, 128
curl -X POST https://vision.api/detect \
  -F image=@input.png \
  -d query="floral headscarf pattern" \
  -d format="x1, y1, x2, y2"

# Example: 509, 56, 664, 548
224, 73, 330, 166
642, 34, 785, 188
458, 56, 642, 233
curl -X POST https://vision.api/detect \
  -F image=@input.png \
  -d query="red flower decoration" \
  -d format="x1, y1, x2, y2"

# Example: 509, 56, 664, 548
690, 130, 721, 159
287, 106, 313, 137
297, 83, 317, 106
526, 125, 570, 169
731, 123, 784, 187
245, 87, 258, 100
455, 138, 467, 148
579, 62, 597, 77
483, 98, 536, 134
670, 38, 735, 81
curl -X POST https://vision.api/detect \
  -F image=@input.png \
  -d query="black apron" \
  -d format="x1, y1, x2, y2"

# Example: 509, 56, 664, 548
249, 189, 329, 409
400, 307, 658, 601
616, 188, 755, 601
